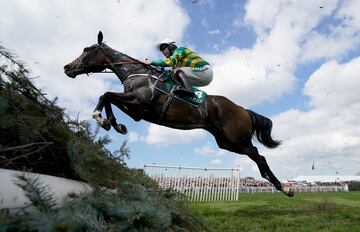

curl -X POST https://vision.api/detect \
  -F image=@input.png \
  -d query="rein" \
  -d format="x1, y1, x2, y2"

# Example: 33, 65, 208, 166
81, 44, 161, 82
106, 61, 146, 65
97, 46, 147, 81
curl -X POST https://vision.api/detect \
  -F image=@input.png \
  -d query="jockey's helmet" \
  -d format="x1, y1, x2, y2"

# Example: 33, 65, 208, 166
156, 38, 177, 53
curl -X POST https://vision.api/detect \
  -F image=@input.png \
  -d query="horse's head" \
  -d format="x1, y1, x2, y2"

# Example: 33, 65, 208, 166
64, 31, 107, 78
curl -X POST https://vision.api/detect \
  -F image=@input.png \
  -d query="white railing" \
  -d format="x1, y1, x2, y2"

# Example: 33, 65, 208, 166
143, 164, 241, 202
143, 165, 349, 201
240, 185, 348, 194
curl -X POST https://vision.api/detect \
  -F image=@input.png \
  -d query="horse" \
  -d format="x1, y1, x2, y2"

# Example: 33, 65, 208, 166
64, 31, 294, 197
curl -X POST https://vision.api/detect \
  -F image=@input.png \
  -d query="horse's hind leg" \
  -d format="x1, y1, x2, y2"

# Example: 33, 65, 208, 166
212, 132, 293, 197
243, 145, 280, 187
207, 96, 293, 196
243, 145, 294, 197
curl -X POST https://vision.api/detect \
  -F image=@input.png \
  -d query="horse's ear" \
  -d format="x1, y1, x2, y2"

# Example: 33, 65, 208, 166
98, 31, 103, 44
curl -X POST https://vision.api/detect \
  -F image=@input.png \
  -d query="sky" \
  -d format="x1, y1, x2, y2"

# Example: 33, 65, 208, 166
1, 0, 360, 180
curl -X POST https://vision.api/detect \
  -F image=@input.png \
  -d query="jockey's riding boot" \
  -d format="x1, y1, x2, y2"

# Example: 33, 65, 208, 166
173, 71, 195, 97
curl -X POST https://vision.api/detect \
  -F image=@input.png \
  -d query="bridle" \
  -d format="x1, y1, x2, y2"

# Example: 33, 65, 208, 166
76, 43, 163, 83
77, 44, 148, 76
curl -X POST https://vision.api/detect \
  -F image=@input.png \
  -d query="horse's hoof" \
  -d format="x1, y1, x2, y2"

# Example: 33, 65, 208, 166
281, 186, 294, 197
287, 188, 295, 197
114, 124, 127, 134
102, 119, 111, 131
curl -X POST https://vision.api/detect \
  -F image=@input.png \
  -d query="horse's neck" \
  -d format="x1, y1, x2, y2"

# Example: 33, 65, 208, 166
105, 47, 146, 82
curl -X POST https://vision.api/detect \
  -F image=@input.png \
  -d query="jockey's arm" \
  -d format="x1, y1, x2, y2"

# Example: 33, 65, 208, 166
150, 50, 182, 68
150, 59, 170, 67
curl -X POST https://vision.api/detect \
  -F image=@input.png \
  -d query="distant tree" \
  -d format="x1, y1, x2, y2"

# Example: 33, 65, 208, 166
348, 181, 360, 191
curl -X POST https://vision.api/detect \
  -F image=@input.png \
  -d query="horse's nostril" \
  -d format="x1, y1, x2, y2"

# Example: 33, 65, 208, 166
64, 64, 69, 70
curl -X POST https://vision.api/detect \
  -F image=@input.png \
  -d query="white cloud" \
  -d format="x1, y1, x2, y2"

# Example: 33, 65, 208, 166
243, 0, 281, 37
209, 0, 360, 179
304, 58, 360, 109
141, 124, 206, 146
140, 0, 359, 147
204, 47, 295, 106
3, 0, 360, 179
195, 143, 225, 156
263, 57, 360, 177
201, 18, 209, 28
208, 29, 220, 35
202, 1, 340, 106
301, 0, 360, 62
210, 159, 222, 165
233, 156, 258, 177
0, 0, 189, 118
128, 132, 139, 143
300, 32, 354, 62
244, 0, 337, 40
0, 0, 198, 149
197, 0, 215, 8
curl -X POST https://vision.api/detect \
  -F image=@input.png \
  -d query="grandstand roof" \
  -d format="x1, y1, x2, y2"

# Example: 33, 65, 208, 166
291, 175, 360, 183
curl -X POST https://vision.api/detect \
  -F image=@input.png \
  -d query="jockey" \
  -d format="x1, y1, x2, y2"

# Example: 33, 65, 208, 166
149, 38, 213, 97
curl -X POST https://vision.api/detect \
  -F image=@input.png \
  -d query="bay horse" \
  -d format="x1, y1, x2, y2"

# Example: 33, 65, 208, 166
64, 31, 294, 197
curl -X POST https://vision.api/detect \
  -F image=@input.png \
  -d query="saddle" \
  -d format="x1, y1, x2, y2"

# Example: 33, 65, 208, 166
153, 71, 207, 106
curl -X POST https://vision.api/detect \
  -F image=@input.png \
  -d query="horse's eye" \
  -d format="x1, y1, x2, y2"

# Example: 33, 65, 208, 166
83, 47, 90, 52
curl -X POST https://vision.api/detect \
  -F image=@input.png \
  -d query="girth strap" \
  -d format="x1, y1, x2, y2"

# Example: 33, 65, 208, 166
158, 86, 177, 124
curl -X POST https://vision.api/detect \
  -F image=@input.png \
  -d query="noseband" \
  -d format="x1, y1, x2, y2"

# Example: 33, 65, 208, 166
77, 44, 162, 83
78, 44, 146, 77
75, 45, 102, 71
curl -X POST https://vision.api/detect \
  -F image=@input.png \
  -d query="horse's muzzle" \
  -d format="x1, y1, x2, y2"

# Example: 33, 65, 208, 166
64, 64, 80, 78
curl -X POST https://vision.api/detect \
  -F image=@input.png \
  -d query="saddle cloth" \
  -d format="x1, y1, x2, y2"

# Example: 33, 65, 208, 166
157, 71, 207, 105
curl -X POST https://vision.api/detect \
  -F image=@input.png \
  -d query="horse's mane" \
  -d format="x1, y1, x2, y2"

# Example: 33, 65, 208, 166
102, 43, 163, 76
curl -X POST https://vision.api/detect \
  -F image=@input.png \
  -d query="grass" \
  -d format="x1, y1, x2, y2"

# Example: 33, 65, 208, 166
189, 192, 360, 232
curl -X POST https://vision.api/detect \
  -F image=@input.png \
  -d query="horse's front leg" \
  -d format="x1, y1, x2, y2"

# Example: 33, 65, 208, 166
92, 91, 138, 134
103, 100, 128, 134
92, 94, 111, 131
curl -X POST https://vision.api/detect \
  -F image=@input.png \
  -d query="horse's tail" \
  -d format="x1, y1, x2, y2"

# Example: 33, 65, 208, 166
247, 110, 281, 149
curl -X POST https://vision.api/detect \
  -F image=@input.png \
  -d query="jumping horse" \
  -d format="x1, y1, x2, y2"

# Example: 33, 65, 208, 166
64, 31, 294, 197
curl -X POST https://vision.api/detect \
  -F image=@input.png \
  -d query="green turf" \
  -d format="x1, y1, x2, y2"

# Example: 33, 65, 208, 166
189, 192, 360, 232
